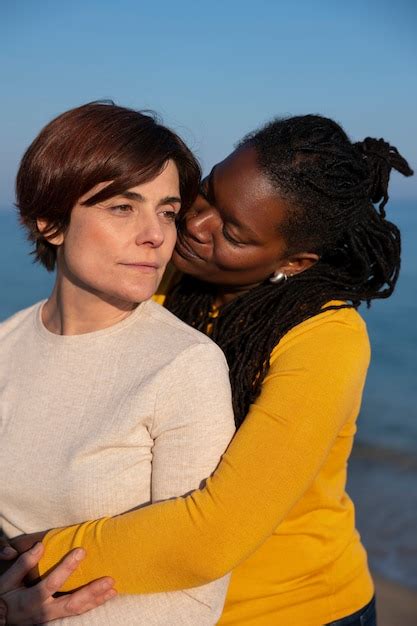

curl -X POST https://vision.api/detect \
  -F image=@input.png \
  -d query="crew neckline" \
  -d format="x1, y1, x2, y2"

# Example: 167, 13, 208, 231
33, 299, 147, 343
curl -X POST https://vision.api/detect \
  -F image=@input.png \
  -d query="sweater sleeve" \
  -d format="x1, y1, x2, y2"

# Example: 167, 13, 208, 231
38, 309, 370, 593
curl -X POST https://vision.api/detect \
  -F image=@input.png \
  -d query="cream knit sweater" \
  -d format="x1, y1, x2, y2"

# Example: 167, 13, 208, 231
0, 299, 235, 625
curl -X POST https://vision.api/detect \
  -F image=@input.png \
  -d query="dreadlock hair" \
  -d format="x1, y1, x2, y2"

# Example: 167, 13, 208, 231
165, 115, 413, 427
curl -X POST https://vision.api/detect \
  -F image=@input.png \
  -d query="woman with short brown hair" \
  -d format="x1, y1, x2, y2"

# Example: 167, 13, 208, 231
0, 102, 235, 624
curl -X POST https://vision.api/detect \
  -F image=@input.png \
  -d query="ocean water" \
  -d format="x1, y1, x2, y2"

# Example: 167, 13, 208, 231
1, 202, 416, 588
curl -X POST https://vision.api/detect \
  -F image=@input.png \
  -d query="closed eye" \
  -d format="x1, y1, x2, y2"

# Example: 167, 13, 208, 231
222, 226, 244, 246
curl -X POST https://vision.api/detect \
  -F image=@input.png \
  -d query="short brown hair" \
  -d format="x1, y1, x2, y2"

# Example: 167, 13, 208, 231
16, 101, 201, 270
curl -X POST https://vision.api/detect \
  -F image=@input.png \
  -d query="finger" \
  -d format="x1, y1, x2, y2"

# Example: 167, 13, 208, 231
63, 578, 117, 614
35, 579, 116, 622
35, 548, 86, 601
0, 543, 44, 593
0, 537, 18, 560
11, 531, 47, 556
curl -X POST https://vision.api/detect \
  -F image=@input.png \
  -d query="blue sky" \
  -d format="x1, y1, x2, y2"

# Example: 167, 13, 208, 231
1, 0, 416, 207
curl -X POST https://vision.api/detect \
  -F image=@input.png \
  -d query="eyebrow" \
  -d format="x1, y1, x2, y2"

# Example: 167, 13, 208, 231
208, 168, 260, 241
120, 191, 181, 205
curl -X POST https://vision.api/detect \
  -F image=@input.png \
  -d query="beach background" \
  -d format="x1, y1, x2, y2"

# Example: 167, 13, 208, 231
1, 0, 416, 622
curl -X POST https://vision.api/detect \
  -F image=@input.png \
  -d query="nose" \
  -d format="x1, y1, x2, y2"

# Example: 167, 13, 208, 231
184, 205, 221, 244
134, 213, 165, 247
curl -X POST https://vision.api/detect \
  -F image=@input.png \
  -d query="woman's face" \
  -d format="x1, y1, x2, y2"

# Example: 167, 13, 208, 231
172, 145, 316, 295
45, 160, 181, 306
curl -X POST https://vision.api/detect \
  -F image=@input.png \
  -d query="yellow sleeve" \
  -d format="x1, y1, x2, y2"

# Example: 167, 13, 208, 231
39, 308, 370, 593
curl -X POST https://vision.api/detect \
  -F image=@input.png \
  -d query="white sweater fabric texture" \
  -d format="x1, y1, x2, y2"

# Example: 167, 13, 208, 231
0, 299, 235, 625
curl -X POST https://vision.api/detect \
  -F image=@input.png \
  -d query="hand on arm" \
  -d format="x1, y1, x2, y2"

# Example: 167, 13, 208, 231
0, 535, 18, 561
10, 531, 47, 556
0, 532, 47, 579
0, 542, 116, 624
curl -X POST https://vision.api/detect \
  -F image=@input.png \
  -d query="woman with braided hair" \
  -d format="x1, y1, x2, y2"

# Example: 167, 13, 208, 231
5, 114, 413, 625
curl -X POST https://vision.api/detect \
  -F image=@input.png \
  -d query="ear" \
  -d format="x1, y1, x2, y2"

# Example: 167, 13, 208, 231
277, 252, 319, 277
36, 219, 64, 246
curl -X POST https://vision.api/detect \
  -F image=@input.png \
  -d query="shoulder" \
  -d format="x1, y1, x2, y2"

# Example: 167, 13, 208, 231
139, 299, 228, 365
141, 299, 215, 346
260, 304, 371, 416
146, 301, 233, 430
0, 302, 40, 341
271, 302, 370, 367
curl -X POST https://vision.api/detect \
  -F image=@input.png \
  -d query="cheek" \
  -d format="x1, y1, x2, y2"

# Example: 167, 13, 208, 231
161, 226, 178, 259
63, 223, 116, 274
215, 245, 267, 272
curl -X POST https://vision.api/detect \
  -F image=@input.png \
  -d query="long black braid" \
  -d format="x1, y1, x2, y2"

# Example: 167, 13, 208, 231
165, 115, 413, 427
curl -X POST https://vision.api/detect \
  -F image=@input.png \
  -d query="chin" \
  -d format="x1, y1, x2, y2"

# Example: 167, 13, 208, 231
129, 288, 158, 303
106, 283, 158, 306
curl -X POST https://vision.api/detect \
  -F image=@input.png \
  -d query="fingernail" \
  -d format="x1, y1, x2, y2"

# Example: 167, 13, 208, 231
100, 579, 113, 591
29, 542, 42, 555
103, 589, 117, 600
0, 546, 18, 557
73, 548, 85, 561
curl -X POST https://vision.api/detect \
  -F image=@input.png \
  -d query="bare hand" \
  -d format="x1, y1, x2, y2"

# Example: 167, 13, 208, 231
0, 531, 47, 578
0, 535, 18, 561
0, 542, 117, 624
10, 531, 48, 556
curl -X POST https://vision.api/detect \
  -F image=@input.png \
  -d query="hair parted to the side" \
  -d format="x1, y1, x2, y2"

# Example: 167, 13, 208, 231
165, 114, 413, 426
16, 101, 201, 270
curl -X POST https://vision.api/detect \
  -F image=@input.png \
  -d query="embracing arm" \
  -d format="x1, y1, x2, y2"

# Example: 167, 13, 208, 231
38, 309, 370, 594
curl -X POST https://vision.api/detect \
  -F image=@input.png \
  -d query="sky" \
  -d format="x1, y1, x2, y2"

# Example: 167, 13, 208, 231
1, 0, 416, 208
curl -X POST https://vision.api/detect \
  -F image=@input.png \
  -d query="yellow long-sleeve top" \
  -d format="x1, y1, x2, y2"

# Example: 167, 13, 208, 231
38, 293, 374, 625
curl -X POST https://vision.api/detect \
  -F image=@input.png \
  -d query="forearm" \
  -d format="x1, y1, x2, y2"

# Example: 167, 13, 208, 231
38, 396, 349, 593
39, 438, 275, 593
0, 544, 116, 624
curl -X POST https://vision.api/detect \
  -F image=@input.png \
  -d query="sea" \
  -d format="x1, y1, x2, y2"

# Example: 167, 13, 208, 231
1, 202, 416, 589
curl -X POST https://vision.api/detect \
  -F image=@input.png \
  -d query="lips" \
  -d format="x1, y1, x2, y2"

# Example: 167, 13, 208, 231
121, 262, 159, 267
175, 233, 207, 262
120, 262, 159, 273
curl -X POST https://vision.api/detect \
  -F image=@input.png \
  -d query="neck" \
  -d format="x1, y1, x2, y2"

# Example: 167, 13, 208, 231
43, 273, 137, 336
